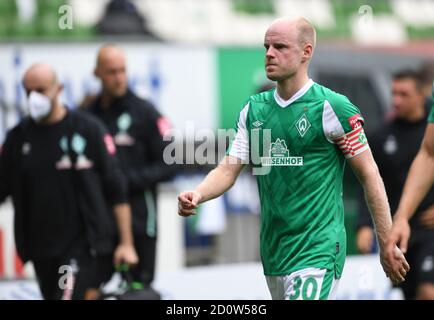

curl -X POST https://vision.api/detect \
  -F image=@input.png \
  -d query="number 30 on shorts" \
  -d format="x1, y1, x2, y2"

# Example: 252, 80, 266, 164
288, 276, 318, 300
266, 268, 336, 300
286, 268, 335, 300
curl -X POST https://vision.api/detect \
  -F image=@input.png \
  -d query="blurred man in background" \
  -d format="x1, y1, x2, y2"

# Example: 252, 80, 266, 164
357, 69, 434, 299
178, 17, 409, 300
0, 63, 138, 299
86, 44, 175, 291
387, 70, 434, 300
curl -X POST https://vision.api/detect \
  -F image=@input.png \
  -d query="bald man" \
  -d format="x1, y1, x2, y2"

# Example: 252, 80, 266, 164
0, 63, 138, 299
177, 17, 409, 300
86, 45, 175, 290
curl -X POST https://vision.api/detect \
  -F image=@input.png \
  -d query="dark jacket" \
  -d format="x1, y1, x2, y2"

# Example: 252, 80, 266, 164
0, 110, 127, 262
86, 90, 176, 235
357, 99, 434, 242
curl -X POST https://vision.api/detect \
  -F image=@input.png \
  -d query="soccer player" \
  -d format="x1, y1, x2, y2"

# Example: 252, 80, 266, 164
387, 79, 434, 299
0, 63, 138, 299
178, 17, 409, 300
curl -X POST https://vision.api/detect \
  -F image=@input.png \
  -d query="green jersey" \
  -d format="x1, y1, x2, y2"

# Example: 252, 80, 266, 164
227, 80, 368, 278
428, 83, 434, 123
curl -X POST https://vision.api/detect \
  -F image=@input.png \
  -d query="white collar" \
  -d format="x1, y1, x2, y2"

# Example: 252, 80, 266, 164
274, 79, 314, 108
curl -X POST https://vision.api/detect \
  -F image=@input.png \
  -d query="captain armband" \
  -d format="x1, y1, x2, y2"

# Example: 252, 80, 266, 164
334, 125, 369, 159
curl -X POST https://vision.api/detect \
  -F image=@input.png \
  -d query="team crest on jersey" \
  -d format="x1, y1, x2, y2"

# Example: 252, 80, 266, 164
295, 113, 311, 138
260, 138, 303, 166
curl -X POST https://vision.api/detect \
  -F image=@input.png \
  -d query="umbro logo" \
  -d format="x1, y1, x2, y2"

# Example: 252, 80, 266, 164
252, 120, 263, 128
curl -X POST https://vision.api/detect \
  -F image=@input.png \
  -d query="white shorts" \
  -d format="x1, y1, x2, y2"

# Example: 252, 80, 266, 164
265, 267, 339, 300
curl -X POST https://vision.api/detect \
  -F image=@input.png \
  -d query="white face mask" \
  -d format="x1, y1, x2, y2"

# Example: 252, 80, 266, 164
27, 91, 52, 122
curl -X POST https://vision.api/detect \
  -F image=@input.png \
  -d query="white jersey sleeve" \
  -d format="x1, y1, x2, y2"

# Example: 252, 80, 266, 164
227, 102, 250, 162
322, 100, 369, 159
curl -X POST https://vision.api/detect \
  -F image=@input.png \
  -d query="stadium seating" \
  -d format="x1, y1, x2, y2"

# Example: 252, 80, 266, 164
1, 0, 433, 43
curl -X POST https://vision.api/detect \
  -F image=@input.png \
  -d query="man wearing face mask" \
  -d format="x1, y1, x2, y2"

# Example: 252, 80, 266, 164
0, 63, 138, 300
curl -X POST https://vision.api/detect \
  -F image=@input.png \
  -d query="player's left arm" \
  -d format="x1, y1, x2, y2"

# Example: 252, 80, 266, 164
348, 148, 391, 253
325, 99, 390, 244
325, 96, 408, 281
348, 148, 409, 283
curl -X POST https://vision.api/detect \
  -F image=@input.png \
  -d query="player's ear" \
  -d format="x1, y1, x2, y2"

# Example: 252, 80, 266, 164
302, 43, 313, 62
94, 67, 100, 79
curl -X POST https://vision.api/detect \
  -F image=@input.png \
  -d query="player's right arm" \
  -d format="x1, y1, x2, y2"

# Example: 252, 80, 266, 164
178, 156, 244, 217
387, 123, 434, 256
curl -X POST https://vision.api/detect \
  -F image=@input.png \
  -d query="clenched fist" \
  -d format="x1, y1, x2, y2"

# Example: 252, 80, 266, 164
178, 191, 202, 217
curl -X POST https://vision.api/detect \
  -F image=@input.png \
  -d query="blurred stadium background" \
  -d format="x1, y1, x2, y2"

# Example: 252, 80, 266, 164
0, 0, 434, 299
